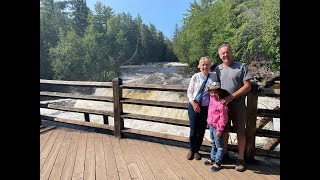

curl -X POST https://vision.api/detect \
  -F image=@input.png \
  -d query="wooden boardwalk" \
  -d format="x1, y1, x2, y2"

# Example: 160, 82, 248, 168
40, 121, 280, 180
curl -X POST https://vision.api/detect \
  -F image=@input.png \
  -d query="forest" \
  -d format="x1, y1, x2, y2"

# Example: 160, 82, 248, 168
40, 0, 279, 82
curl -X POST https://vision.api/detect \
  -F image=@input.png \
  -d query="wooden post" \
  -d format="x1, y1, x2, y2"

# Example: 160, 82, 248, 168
245, 82, 258, 161
103, 115, 109, 125
84, 113, 90, 122
113, 77, 124, 138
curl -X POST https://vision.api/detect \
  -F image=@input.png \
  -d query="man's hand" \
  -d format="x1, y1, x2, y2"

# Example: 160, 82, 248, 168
221, 95, 234, 105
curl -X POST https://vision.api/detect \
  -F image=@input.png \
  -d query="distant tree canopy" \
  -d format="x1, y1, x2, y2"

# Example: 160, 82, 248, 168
41, 0, 279, 82
173, 0, 280, 70
40, 0, 177, 81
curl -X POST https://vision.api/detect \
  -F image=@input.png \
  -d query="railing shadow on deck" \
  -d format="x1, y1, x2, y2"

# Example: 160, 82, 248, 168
40, 78, 280, 161
40, 125, 57, 134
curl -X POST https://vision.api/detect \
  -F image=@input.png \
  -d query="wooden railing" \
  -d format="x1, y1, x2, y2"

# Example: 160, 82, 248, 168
40, 78, 280, 160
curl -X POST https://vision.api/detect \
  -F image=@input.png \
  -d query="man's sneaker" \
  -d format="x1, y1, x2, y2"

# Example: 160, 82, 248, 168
235, 159, 246, 172
186, 151, 194, 160
204, 158, 215, 165
194, 152, 202, 160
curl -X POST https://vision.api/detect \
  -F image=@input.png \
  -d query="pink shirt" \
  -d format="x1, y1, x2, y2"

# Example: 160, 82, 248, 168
207, 96, 228, 134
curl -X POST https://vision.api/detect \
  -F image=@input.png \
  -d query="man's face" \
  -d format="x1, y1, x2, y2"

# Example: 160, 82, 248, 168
219, 46, 233, 64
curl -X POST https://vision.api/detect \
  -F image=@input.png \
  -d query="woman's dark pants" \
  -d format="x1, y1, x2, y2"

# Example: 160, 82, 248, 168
188, 103, 208, 153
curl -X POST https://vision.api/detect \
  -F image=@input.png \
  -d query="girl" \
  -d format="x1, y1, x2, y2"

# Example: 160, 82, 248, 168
203, 81, 228, 171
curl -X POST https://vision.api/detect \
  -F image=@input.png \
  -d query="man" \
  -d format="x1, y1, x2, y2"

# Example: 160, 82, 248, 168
215, 43, 251, 172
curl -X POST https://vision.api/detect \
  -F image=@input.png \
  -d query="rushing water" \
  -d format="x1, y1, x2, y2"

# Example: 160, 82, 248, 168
41, 62, 280, 150
119, 62, 195, 85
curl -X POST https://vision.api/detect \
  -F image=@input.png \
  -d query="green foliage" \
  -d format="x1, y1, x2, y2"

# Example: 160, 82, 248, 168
173, 0, 280, 70
69, 0, 89, 37
50, 30, 85, 80
41, 0, 175, 81
40, 0, 72, 79
50, 15, 118, 82
260, 0, 280, 70
164, 38, 177, 61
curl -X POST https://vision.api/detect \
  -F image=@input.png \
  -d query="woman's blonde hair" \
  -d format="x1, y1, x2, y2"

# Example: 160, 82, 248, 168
198, 56, 212, 68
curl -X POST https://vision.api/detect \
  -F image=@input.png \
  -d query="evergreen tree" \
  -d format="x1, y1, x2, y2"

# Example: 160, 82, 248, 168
69, 0, 89, 37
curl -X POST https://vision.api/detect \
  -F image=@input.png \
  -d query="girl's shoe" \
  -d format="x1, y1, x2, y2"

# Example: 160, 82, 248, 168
211, 162, 221, 172
204, 158, 215, 165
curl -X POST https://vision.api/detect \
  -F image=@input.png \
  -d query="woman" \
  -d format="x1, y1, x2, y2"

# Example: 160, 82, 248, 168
186, 56, 219, 160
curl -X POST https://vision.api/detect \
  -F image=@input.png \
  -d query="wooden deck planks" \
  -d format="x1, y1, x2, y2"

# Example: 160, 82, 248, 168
143, 141, 183, 180
254, 156, 280, 176
48, 128, 74, 180
60, 130, 81, 180
125, 139, 156, 180
119, 138, 144, 179
136, 139, 181, 180
151, 142, 193, 180
40, 124, 280, 180
40, 121, 57, 153
110, 137, 131, 180
102, 135, 119, 180
132, 139, 169, 179
171, 146, 255, 180
40, 125, 62, 171
168, 145, 225, 180
94, 133, 108, 180
71, 130, 88, 180
83, 132, 96, 180
40, 127, 68, 180
163, 144, 205, 180
243, 160, 280, 180
177, 148, 229, 180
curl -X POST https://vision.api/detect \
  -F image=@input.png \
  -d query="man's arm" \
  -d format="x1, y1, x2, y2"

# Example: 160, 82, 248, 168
231, 79, 251, 99
221, 79, 251, 104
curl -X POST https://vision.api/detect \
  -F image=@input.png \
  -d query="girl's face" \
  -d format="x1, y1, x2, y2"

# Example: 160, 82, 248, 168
209, 89, 220, 99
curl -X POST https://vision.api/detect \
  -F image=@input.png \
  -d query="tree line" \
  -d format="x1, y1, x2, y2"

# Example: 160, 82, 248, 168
41, 0, 279, 82
40, 0, 177, 81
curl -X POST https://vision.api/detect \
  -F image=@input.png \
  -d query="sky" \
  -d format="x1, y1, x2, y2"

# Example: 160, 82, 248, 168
86, 0, 197, 40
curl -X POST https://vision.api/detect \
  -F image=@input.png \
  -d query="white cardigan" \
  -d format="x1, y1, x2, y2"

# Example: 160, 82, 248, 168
187, 72, 219, 103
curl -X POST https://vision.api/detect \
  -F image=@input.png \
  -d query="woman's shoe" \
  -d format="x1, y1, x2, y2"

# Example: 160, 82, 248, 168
194, 152, 201, 160
186, 151, 194, 160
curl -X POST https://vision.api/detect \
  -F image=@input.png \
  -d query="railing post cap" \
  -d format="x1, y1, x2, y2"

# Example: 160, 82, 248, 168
112, 77, 122, 84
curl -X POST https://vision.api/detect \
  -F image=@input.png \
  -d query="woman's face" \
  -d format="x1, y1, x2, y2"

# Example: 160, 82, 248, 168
199, 60, 211, 74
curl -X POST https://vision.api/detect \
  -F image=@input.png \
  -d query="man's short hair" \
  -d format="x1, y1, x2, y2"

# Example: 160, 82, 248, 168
218, 43, 232, 52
